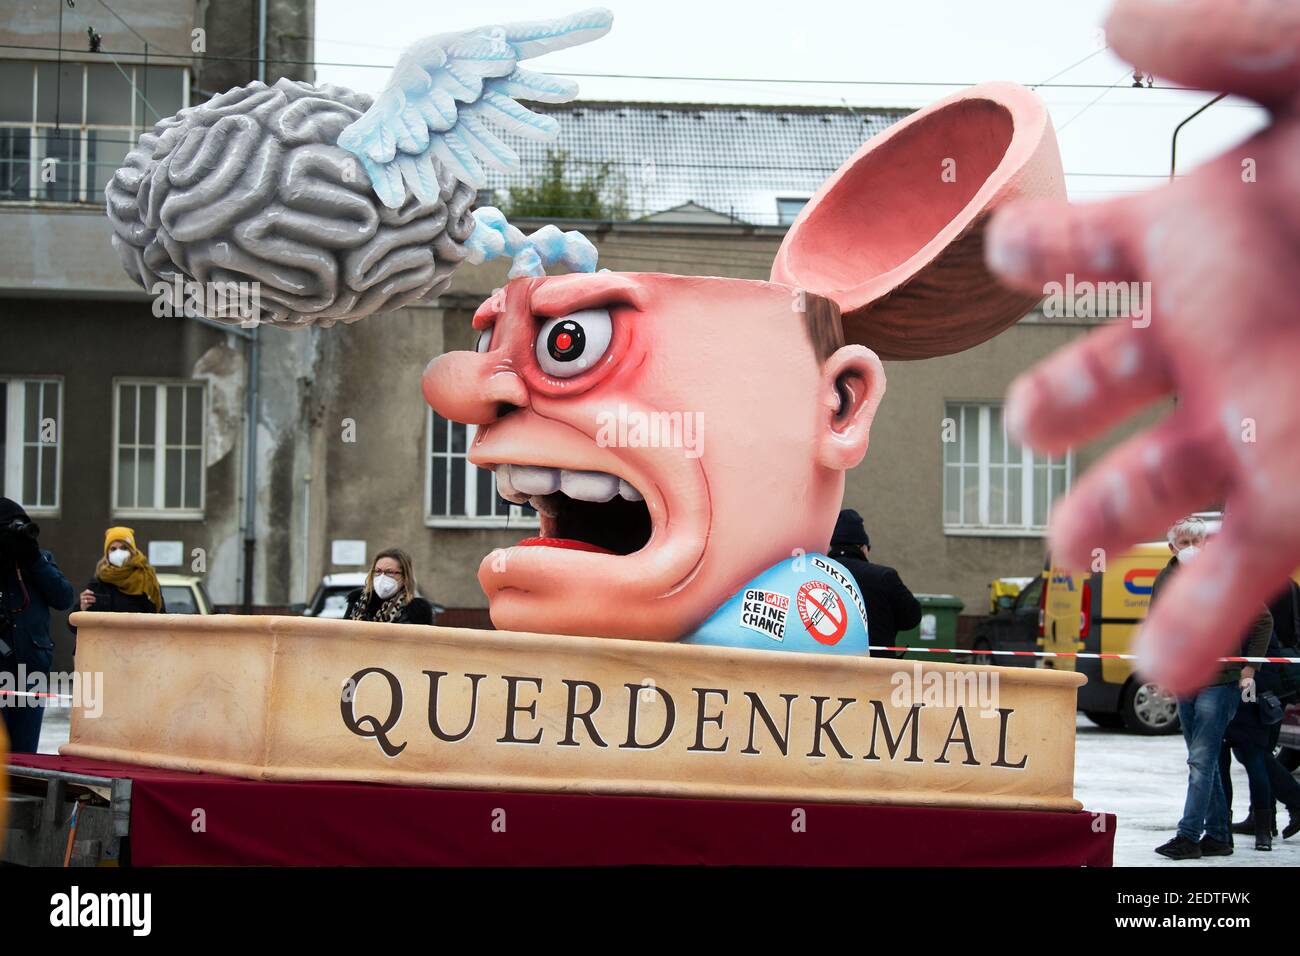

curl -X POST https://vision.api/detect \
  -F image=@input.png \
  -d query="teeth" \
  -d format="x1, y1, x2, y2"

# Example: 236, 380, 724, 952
495, 465, 529, 504
493, 464, 644, 505
561, 470, 620, 502
510, 465, 561, 496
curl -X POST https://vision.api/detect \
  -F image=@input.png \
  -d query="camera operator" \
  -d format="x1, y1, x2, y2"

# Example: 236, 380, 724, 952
0, 497, 74, 753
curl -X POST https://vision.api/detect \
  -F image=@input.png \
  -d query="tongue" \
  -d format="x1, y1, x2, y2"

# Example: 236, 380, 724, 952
517, 536, 614, 555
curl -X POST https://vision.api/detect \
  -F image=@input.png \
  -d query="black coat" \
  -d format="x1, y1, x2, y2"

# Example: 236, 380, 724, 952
827, 548, 922, 655
343, 589, 434, 625
1269, 582, 1299, 649
1225, 634, 1285, 749
1, 549, 75, 673
82, 579, 164, 615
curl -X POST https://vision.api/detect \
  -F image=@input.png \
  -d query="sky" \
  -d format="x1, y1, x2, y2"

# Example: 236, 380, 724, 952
314, 0, 1268, 204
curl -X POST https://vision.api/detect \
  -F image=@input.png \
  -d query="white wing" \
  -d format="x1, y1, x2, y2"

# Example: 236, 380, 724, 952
337, 8, 613, 208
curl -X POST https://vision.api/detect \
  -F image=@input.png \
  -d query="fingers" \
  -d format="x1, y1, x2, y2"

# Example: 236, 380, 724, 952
1135, 520, 1294, 696
1005, 321, 1172, 455
1106, 0, 1300, 108
985, 194, 1146, 293
1046, 410, 1230, 571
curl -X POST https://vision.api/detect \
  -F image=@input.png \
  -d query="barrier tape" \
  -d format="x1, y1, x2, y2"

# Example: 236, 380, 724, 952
0, 690, 75, 701
876, 646, 1300, 664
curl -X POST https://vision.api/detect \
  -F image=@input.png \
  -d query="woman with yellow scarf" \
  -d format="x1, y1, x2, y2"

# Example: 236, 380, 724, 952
77, 527, 165, 614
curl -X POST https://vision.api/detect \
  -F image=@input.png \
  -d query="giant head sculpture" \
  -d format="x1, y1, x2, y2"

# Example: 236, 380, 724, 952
422, 82, 1065, 648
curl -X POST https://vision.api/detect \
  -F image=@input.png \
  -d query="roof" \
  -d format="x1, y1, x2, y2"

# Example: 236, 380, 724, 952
482, 100, 910, 227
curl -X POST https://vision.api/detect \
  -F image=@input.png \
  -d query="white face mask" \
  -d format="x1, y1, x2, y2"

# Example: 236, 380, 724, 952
372, 573, 401, 599
1177, 545, 1201, 564
107, 548, 130, 568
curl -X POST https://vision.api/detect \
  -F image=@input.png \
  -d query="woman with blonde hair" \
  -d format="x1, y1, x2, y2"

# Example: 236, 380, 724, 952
343, 548, 432, 625
78, 527, 165, 614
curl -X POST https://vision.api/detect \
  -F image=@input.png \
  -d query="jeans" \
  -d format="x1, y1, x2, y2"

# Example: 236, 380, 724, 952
1177, 683, 1240, 843
1, 672, 46, 753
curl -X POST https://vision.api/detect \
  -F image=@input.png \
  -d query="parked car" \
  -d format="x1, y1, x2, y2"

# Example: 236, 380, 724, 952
968, 574, 1043, 667
1040, 539, 1180, 734
302, 573, 444, 621
988, 576, 1035, 614
157, 573, 214, 614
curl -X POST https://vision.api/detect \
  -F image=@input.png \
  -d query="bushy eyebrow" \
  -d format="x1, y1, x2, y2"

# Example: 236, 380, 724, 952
472, 292, 506, 330
530, 274, 648, 317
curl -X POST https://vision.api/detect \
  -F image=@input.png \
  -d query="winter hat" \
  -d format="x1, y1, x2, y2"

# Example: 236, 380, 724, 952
830, 509, 870, 550
103, 526, 138, 555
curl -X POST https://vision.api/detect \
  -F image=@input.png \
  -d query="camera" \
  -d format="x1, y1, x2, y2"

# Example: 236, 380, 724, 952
0, 516, 40, 568
3, 517, 40, 539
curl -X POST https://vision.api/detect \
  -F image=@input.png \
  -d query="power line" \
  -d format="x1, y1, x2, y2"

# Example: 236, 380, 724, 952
0, 40, 1216, 93
92, 0, 153, 49
59, 2, 164, 123
1, 129, 1175, 179
546, 70, 1205, 94
1056, 66, 1134, 133
1031, 44, 1109, 90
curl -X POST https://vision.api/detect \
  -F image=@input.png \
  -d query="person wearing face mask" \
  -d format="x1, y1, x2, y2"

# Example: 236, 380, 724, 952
77, 527, 165, 616
0, 498, 74, 753
1152, 516, 1273, 861
343, 549, 433, 625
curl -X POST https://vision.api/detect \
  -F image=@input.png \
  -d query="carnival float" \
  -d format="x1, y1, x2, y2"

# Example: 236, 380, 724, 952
8, 8, 1115, 866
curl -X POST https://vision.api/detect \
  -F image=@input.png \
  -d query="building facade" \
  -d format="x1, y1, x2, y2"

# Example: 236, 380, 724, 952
0, 0, 317, 670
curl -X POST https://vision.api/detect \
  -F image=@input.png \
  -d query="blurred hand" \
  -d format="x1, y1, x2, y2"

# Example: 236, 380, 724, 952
79, 589, 96, 611
984, 0, 1300, 695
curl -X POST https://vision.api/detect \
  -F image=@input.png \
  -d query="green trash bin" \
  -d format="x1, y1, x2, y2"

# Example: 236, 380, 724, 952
890, 594, 964, 661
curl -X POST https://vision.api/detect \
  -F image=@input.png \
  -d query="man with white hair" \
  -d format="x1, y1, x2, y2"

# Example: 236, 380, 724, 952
1152, 516, 1273, 860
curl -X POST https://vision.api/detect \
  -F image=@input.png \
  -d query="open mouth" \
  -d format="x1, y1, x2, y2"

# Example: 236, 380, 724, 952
494, 464, 651, 556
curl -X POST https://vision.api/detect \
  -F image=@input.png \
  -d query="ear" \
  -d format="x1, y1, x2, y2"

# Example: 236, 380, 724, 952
816, 345, 886, 471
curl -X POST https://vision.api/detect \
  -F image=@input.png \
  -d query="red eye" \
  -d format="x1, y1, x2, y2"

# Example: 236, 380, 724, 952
535, 308, 613, 378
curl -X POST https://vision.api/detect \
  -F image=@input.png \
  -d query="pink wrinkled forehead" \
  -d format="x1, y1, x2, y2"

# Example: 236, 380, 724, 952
471, 272, 796, 329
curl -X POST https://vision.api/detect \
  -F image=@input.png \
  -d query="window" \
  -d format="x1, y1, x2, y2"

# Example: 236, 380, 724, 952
113, 381, 206, 516
1016, 576, 1044, 611
1, 377, 62, 513
776, 197, 809, 225
426, 411, 537, 526
943, 402, 1070, 533
0, 59, 187, 203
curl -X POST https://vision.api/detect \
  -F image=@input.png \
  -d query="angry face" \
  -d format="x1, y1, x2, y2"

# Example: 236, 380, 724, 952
421, 271, 885, 641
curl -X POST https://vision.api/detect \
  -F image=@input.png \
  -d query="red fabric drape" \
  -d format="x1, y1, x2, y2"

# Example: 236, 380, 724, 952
8, 753, 1114, 866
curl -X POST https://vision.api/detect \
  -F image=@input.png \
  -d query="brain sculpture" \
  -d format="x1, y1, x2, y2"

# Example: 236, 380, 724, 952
106, 78, 477, 328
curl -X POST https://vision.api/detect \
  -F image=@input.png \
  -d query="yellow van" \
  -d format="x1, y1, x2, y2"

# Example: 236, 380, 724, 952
1039, 541, 1180, 734
1042, 514, 1300, 734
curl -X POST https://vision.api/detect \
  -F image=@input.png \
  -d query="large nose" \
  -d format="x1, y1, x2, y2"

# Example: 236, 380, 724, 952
421, 350, 530, 425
